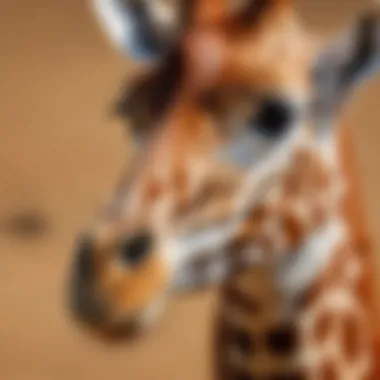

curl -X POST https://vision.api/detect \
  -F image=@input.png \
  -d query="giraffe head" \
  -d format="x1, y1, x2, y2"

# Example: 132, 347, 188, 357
70, 0, 380, 341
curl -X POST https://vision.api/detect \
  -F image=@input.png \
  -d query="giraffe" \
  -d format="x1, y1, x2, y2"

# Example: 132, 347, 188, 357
69, 0, 380, 378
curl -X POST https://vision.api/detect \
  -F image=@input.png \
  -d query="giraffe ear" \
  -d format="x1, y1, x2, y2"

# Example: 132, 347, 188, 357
113, 47, 183, 144
90, 0, 188, 62
312, 12, 380, 134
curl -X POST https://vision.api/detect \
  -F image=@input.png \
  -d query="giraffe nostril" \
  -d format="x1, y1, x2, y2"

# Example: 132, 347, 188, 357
120, 231, 153, 266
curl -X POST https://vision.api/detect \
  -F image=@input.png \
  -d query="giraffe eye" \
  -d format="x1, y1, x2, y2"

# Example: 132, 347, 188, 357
250, 97, 294, 138
120, 232, 153, 265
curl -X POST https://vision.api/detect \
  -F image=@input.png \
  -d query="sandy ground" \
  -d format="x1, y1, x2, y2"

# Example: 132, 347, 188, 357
0, 1, 379, 379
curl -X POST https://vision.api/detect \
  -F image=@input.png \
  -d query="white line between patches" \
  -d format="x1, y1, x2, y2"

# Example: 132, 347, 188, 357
276, 218, 346, 300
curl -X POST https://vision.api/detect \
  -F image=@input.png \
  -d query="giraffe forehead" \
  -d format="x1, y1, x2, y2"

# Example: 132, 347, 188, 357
184, 26, 234, 90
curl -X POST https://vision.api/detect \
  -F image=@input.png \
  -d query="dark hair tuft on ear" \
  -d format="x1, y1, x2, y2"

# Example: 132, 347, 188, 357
113, 47, 184, 139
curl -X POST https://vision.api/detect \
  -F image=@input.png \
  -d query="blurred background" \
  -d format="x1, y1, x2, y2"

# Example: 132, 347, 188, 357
0, 1, 379, 379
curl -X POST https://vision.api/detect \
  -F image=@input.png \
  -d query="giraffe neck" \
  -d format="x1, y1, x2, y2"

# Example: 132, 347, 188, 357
213, 128, 378, 379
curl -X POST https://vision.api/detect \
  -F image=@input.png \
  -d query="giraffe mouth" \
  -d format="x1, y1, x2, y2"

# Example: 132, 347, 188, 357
75, 309, 159, 344
92, 293, 168, 343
